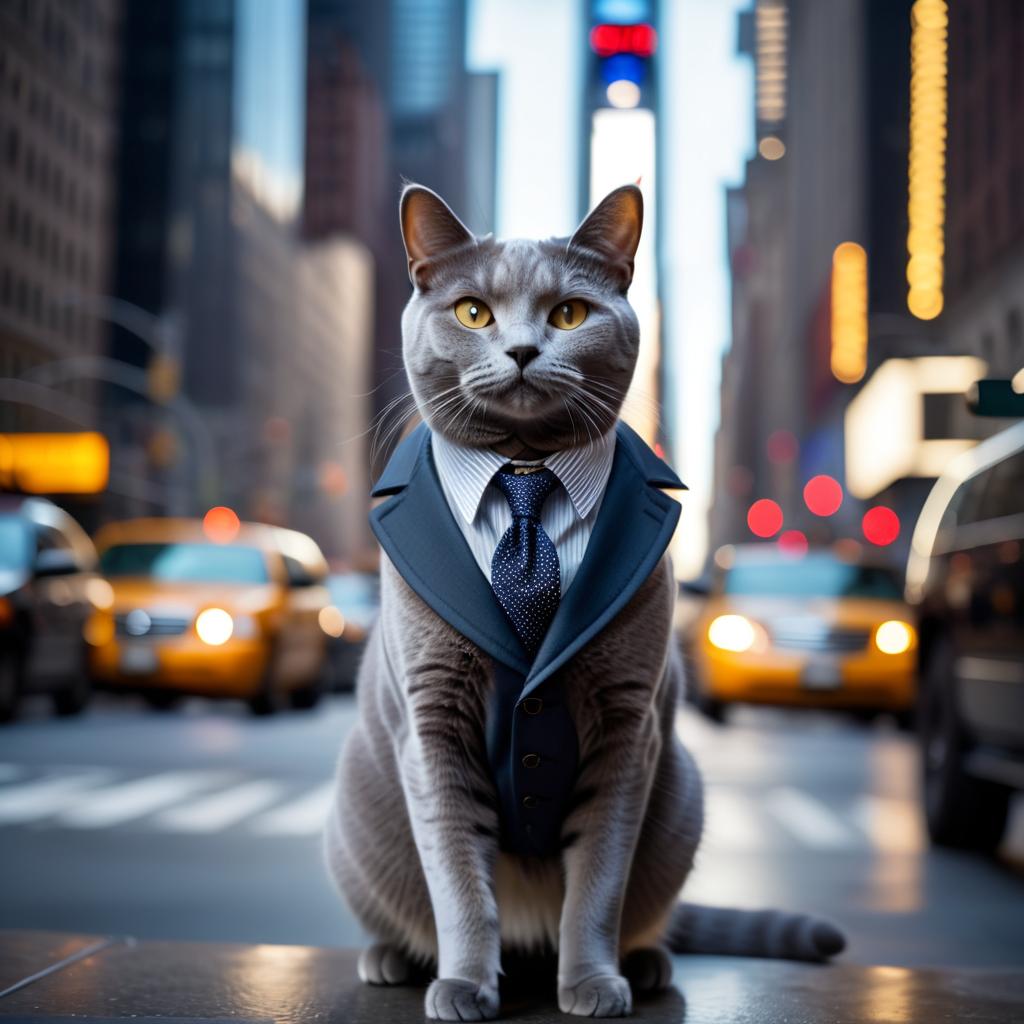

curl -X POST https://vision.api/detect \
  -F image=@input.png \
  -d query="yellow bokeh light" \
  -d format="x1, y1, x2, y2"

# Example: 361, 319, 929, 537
758, 136, 786, 160
906, 0, 947, 319
831, 242, 868, 384
318, 605, 346, 638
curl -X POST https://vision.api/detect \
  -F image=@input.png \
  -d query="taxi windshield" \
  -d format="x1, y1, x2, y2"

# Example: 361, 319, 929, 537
725, 555, 902, 599
100, 543, 269, 583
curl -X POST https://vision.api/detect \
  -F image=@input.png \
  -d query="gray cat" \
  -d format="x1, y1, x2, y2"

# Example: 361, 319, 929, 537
324, 183, 845, 1021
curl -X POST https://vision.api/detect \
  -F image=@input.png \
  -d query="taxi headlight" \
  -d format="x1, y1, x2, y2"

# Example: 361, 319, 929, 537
875, 620, 914, 655
195, 608, 234, 646
708, 614, 758, 653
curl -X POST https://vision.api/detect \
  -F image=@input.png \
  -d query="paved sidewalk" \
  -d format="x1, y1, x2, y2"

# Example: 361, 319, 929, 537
2, 930, 1024, 1023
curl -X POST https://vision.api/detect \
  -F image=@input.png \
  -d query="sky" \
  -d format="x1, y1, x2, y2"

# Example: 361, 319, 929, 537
469, 0, 753, 577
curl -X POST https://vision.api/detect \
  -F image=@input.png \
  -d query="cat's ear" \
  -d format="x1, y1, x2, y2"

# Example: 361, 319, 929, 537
567, 184, 643, 290
400, 184, 475, 288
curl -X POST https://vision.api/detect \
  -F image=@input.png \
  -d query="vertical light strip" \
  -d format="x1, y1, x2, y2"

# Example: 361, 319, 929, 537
590, 108, 659, 445
906, 0, 948, 321
755, 0, 788, 126
831, 242, 868, 384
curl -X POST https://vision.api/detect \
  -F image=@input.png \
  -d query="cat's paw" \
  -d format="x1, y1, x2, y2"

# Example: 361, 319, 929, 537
425, 977, 500, 1021
621, 946, 673, 994
357, 942, 417, 986
558, 973, 633, 1017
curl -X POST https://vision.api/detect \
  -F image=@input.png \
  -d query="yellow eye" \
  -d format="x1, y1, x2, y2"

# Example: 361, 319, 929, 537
549, 299, 589, 331
454, 297, 494, 329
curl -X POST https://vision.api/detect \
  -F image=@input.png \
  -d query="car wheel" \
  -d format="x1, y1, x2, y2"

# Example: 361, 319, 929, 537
289, 675, 324, 711
919, 639, 1011, 852
53, 672, 92, 717
249, 645, 285, 717
0, 653, 21, 723
143, 690, 181, 712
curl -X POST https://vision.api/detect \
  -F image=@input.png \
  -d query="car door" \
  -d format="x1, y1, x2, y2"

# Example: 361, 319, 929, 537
278, 554, 324, 682
955, 449, 1024, 747
27, 524, 84, 684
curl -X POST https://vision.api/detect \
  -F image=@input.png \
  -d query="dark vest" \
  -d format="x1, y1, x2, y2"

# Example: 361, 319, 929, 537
369, 422, 686, 857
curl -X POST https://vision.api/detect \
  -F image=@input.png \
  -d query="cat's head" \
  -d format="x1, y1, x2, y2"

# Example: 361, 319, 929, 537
398, 183, 643, 453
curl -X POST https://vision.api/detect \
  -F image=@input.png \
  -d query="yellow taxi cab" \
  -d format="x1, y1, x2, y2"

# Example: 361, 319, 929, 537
687, 544, 916, 723
87, 517, 340, 714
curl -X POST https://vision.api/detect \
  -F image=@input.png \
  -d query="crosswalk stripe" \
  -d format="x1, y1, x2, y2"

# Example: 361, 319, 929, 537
154, 781, 289, 833
765, 787, 857, 848
249, 782, 335, 836
0, 771, 117, 824
701, 787, 763, 848
851, 795, 926, 853
56, 772, 231, 828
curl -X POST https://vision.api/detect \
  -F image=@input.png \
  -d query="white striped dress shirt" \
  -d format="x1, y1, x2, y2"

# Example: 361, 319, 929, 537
431, 430, 617, 596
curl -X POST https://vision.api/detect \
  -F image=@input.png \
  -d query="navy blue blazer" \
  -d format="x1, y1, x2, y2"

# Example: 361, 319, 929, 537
369, 420, 686, 857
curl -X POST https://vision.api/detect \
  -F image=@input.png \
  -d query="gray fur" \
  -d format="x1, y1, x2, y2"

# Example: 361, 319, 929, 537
324, 184, 845, 1020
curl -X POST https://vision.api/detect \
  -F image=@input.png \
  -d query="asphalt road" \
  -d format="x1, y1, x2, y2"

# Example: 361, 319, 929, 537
1, 690, 1023, 970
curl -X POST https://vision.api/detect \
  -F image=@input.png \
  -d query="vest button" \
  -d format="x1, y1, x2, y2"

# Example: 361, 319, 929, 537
521, 698, 543, 715
522, 753, 541, 768
522, 794, 538, 809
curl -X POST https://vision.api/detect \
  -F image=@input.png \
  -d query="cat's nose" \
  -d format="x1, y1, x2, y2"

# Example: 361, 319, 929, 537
505, 345, 540, 370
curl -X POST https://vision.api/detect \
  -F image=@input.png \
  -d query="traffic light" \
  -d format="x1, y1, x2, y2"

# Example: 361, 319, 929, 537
589, 3, 657, 110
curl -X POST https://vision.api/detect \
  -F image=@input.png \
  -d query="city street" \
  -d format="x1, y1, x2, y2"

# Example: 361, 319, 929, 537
2, 691, 1023, 969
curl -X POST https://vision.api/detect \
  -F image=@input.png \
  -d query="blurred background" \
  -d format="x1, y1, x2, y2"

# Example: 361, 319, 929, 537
1, 0, 1023, 980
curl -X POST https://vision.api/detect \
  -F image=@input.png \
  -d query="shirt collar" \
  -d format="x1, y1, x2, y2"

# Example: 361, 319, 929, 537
431, 428, 616, 524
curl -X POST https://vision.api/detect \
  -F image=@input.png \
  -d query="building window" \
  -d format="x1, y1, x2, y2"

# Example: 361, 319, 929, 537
15, 278, 27, 316
24, 145, 34, 184
32, 286, 42, 324
5, 198, 16, 234
4, 127, 17, 166
20, 209, 31, 248
64, 242, 74, 276
1, 268, 11, 306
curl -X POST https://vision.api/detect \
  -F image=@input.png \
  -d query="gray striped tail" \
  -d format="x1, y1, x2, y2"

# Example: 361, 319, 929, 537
665, 902, 846, 962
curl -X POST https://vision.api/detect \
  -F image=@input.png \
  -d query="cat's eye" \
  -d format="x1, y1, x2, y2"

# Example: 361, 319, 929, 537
549, 299, 589, 331
453, 297, 494, 329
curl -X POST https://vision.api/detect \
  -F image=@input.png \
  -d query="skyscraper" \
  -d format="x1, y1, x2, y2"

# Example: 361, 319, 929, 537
112, 0, 373, 559
0, 0, 122, 432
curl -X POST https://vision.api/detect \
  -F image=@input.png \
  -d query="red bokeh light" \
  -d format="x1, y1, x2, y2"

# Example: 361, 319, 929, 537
766, 429, 798, 465
803, 474, 843, 517
747, 498, 783, 538
862, 506, 900, 546
589, 23, 658, 58
778, 529, 809, 556
203, 505, 241, 544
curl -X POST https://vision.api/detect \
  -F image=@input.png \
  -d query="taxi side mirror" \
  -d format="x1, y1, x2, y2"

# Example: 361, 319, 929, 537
34, 549, 80, 578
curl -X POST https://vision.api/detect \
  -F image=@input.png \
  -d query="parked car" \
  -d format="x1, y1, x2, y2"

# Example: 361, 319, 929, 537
88, 518, 336, 715
687, 544, 916, 724
323, 571, 379, 691
0, 496, 102, 722
906, 419, 1024, 852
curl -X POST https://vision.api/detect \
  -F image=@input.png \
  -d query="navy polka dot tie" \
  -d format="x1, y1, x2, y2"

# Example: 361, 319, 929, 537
490, 467, 561, 656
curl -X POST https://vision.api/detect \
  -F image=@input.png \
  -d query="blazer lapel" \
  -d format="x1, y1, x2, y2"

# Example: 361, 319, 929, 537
370, 424, 532, 675
522, 422, 686, 696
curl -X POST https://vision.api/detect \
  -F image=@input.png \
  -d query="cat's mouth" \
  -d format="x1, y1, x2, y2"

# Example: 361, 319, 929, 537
472, 374, 558, 416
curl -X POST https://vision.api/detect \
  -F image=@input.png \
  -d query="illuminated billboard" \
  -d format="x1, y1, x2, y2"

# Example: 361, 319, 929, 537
0, 433, 110, 495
